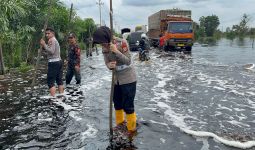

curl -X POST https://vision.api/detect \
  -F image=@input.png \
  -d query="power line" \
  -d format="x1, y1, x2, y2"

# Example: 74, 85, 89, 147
96, 0, 104, 26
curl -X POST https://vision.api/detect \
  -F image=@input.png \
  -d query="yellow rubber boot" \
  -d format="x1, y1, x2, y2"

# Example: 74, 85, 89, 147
115, 109, 125, 125
126, 113, 137, 131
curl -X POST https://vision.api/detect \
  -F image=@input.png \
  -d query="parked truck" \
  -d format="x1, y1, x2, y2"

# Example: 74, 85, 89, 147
148, 9, 194, 51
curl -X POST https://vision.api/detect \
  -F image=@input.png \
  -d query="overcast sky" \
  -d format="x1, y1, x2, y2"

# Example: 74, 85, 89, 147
60, 0, 255, 32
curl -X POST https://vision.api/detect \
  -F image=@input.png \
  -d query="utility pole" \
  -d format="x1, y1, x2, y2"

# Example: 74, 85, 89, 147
114, 20, 118, 34
68, 3, 73, 30
96, 0, 104, 26
66, 3, 73, 58
109, 0, 114, 138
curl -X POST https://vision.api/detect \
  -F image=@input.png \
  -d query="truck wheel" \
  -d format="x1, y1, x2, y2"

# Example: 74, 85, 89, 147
163, 45, 169, 51
169, 46, 175, 51
186, 47, 192, 51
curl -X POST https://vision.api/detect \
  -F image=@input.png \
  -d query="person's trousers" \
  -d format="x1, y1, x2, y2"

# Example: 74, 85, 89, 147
65, 65, 81, 84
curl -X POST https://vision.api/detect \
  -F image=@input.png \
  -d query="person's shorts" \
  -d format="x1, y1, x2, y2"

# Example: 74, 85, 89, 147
47, 61, 63, 88
113, 82, 137, 114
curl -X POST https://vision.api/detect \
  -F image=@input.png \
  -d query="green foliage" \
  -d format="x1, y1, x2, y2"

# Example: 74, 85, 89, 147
79, 42, 86, 50
199, 15, 220, 37
232, 14, 251, 37
249, 28, 255, 39
72, 18, 97, 43
213, 29, 222, 40
0, 0, 97, 73
19, 62, 33, 73
223, 14, 252, 40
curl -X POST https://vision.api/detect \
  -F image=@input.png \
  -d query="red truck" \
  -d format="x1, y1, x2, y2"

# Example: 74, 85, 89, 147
148, 9, 194, 51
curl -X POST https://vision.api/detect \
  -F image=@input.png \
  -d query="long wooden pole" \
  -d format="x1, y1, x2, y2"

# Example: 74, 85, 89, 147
31, 0, 53, 87
109, 0, 114, 138
0, 42, 5, 75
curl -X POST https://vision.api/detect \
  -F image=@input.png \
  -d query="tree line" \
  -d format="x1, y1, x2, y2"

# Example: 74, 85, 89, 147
0, 0, 97, 75
1, 1, 254, 75
194, 14, 255, 42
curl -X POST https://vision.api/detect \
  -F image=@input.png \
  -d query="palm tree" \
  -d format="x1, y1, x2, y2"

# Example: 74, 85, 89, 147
0, 0, 28, 74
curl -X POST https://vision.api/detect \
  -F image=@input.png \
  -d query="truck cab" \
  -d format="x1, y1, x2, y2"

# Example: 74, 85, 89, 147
163, 17, 194, 51
148, 9, 194, 51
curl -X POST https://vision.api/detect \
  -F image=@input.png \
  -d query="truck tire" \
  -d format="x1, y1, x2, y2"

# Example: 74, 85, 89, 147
186, 46, 192, 51
163, 45, 169, 51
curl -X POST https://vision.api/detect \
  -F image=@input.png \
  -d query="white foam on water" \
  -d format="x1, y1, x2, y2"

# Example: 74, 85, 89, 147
40, 95, 54, 99
246, 91, 255, 96
140, 107, 157, 111
151, 63, 255, 149
227, 120, 250, 128
233, 107, 245, 112
101, 74, 112, 82
230, 89, 245, 96
158, 101, 189, 129
160, 138, 166, 144
81, 124, 98, 141
38, 118, 52, 122
243, 63, 255, 70
246, 99, 255, 108
151, 73, 176, 102
237, 113, 248, 121
182, 129, 255, 149
158, 99, 255, 149
213, 86, 225, 91
149, 120, 168, 126
69, 111, 82, 121
196, 138, 210, 150
80, 80, 102, 91
52, 99, 76, 111
214, 111, 222, 117
217, 104, 232, 112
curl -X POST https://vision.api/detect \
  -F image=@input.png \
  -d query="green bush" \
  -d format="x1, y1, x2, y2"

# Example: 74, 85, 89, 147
19, 62, 33, 73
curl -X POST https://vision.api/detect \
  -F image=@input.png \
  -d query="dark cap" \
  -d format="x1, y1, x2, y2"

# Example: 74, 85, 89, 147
93, 26, 111, 44
46, 27, 55, 33
68, 33, 76, 38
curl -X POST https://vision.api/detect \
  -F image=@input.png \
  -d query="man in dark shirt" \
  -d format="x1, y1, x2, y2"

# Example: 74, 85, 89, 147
66, 33, 81, 85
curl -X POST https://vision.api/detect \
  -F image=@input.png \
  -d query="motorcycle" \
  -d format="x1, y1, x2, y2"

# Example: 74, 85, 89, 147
136, 41, 150, 61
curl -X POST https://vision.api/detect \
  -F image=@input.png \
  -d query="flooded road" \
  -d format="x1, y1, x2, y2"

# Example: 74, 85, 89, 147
1, 38, 255, 150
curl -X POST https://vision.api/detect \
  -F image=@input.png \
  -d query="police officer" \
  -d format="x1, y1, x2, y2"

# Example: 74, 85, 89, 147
93, 26, 137, 137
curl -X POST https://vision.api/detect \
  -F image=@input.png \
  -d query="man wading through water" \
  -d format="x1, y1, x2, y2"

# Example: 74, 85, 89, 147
40, 27, 64, 96
65, 33, 81, 85
93, 26, 137, 137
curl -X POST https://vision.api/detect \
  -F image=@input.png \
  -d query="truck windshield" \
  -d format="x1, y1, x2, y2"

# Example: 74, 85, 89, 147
167, 22, 192, 33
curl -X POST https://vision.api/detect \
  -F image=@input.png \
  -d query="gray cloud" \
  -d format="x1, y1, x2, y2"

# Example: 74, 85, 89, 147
61, 0, 95, 9
60, 0, 255, 31
184, 0, 211, 3
122, 0, 177, 6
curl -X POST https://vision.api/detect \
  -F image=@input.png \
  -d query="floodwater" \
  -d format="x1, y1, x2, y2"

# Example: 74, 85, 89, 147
0, 38, 255, 150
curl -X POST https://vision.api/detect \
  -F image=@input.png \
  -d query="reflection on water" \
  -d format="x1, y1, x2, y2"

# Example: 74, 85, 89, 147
1, 38, 255, 149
